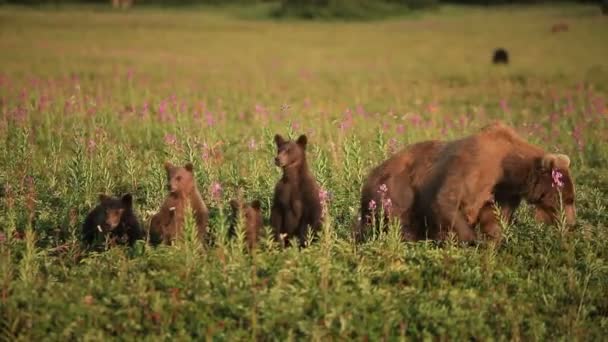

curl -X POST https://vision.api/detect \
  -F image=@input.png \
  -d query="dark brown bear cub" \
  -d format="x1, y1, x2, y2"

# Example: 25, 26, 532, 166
229, 199, 263, 251
149, 162, 209, 245
270, 134, 322, 247
82, 193, 143, 249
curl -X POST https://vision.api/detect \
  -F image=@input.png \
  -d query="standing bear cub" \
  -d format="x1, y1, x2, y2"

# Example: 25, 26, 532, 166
229, 199, 264, 251
270, 134, 322, 247
149, 162, 209, 245
82, 193, 143, 249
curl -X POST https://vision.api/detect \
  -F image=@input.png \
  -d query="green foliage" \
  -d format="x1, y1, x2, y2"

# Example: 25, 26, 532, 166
0, 4, 608, 340
273, 0, 438, 20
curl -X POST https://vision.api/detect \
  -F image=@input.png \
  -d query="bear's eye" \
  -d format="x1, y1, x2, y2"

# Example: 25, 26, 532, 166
176, 176, 182, 181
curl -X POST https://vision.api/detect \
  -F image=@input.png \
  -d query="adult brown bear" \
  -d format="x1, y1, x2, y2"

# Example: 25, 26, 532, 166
358, 122, 576, 242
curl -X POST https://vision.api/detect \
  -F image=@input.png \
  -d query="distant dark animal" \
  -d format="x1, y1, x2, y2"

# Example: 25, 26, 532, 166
492, 48, 509, 65
270, 134, 322, 248
82, 194, 143, 249
551, 23, 569, 33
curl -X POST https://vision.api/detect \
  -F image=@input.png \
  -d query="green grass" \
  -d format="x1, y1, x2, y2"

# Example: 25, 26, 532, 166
1, 4, 608, 340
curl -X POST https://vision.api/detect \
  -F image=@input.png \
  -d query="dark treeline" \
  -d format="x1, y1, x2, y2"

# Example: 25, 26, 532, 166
1, 0, 605, 19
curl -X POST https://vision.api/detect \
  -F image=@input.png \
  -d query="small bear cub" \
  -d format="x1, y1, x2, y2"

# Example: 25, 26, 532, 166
229, 199, 264, 251
82, 193, 143, 249
149, 162, 209, 245
270, 134, 322, 247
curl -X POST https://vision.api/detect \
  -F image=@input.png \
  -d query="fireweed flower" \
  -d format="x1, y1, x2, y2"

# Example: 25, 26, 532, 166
368, 199, 377, 211
87, 139, 97, 154
378, 184, 388, 195
382, 198, 392, 215
210, 182, 222, 201
201, 143, 210, 160
163, 133, 177, 147
205, 111, 215, 127
319, 188, 330, 217
500, 99, 510, 113
552, 169, 564, 188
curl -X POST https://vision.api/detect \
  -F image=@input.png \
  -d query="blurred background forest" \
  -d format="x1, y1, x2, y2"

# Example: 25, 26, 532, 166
2, 0, 607, 20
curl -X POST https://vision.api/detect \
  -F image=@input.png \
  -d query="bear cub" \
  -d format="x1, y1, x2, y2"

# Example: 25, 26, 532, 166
229, 199, 264, 250
270, 134, 322, 247
149, 162, 209, 245
82, 193, 143, 249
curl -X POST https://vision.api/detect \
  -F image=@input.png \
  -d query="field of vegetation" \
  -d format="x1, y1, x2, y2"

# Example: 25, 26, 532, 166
1, 4, 608, 340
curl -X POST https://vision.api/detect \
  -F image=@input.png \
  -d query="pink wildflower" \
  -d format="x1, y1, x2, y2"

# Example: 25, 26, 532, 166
368, 199, 377, 211
378, 184, 388, 195
552, 169, 564, 188
164, 133, 177, 146
382, 198, 392, 215
319, 187, 329, 217
87, 139, 96, 153
210, 182, 222, 201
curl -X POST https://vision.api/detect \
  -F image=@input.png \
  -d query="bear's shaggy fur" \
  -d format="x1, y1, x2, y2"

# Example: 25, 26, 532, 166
149, 162, 209, 245
270, 134, 322, 247
357, 140, 445, 241
229, 199, 264, 250
82, 193, 143, 249
492, 48, 509, 65
358, 122, 576, 243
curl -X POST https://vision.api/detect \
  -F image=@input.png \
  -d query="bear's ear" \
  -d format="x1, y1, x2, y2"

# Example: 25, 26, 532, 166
274, 134, 286, 147
121, 193, 133, 207
229, 199, 240, 212
541, 153, 571, 171
555, 154, 571, 169
184, 163, 194, 173
296, 134, 308, 149
250, 200, 261, 211
98, 194, 111, 202
164, 161, 174, 172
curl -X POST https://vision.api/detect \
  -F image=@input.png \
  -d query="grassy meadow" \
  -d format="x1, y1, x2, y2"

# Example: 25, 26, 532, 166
1, 3, 608, 340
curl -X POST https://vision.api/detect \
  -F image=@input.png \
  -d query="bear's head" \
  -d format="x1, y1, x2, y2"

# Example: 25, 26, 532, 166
98, 193, 132, 231
529, 153, 576, 226
164, 162, 195, 196
274, 134, 307, 168
230, 199, 263, 248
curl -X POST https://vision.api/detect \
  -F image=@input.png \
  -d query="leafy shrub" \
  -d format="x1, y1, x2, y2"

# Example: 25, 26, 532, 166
272, 0, 439, 20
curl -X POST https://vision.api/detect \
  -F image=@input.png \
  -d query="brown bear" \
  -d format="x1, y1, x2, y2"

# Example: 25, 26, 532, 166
270, 134, 322, 247
229, 199, 263, 250
82, 193, 143, 249
149, 162, 209, 245
358, 122, 576, 243
415, 122, 575, 242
